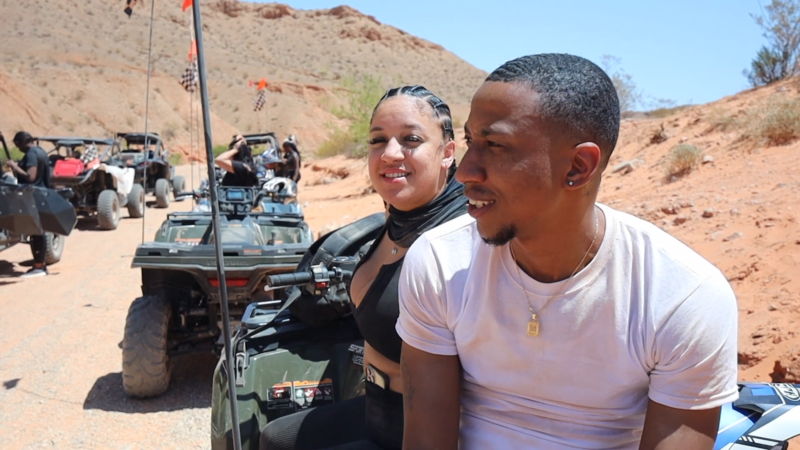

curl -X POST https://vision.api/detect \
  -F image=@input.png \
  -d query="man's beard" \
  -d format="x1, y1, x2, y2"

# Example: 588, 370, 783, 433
480, 224, 517, 247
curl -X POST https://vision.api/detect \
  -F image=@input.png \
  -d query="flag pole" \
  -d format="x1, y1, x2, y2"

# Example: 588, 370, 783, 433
190, 1, 243, 449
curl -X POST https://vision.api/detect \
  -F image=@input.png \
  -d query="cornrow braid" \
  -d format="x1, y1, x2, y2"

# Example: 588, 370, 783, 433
371, 85, 455, 142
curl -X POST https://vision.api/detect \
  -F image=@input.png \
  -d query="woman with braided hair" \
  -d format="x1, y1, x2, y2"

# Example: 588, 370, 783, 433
260, 86, 467, 450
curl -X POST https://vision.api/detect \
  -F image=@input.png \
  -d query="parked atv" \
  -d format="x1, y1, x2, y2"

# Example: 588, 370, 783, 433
115, 132, 184, 208
210, 212, 385, 449
122, 184, 315, 398
39, 136, 144, 230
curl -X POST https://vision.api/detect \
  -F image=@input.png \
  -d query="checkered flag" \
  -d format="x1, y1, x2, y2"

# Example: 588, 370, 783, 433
253, 89, 266, 111
179, 61, 198, 92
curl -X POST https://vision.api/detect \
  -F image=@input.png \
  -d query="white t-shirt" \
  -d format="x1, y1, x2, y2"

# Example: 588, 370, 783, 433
396, 203, 739, 449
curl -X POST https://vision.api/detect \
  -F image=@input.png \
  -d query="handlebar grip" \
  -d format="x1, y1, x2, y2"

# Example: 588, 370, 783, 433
267, 271, 314, 287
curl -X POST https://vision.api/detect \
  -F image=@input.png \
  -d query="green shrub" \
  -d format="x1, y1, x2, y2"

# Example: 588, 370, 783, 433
665, 144, 703, 178
168, 152, 184, 166
646, 105, 691, 119
213, 144, 229, 158
748, 97, 800, 146
317, 73, 385, 158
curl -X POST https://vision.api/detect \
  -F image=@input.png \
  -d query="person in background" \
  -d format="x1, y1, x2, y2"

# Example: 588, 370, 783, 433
215, 134, 259, 187
278, 136, 301, 183
7, 131, 52, 278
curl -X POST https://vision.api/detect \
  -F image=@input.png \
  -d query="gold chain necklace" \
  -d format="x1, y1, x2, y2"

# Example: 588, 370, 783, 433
510, 207, 600, 337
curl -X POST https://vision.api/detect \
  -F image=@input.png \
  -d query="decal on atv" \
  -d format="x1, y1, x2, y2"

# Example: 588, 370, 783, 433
349, 344, 364, 367
267, 382, 295, 410
293, 379, 334, 410
772, 383, 800, 401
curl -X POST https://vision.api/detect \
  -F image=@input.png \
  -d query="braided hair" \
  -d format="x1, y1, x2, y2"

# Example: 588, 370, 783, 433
371, 85, 456, 179
371, 85, 455, 142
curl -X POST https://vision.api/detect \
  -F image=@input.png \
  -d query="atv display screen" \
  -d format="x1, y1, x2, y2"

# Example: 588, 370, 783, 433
226, 190, 245, 201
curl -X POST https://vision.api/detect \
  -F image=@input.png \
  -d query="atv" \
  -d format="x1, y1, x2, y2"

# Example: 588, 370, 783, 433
210, 212, 385, 449
39, 136, 144, 230
209, 213, 800, 450
0, 135, 77, 264
122, 183, 315, 398
115, 132, 184, 208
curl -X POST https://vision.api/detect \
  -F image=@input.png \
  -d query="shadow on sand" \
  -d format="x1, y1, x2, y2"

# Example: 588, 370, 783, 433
82, 352, 218, 413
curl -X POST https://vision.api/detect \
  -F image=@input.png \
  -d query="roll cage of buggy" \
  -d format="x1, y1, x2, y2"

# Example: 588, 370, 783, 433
37, 136, 143, 230
116, 132, 184, 208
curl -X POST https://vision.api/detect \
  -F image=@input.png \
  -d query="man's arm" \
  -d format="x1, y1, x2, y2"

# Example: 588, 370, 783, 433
401, 343, 460, 450
639, 400, 720, 450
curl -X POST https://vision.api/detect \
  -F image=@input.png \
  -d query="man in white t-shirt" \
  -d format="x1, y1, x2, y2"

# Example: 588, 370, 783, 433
395, 54, 738, 449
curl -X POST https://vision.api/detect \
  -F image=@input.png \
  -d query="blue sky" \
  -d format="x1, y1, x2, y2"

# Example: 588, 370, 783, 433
255, 0, 770, 109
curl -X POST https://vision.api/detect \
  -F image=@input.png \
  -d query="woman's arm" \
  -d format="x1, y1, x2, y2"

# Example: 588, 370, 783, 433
215, 135, 246, 173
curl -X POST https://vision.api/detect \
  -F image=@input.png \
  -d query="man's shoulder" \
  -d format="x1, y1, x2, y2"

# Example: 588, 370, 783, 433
602, 204, 720, 278
421, 214, 477, 245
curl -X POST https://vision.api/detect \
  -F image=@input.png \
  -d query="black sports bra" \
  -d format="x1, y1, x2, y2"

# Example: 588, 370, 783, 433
352, 227, 405, 363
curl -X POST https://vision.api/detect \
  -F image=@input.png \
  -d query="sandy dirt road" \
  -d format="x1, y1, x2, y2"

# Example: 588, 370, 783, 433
0, 164, 382, 450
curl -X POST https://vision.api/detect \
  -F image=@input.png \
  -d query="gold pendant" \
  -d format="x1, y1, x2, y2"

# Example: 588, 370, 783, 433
527, 314, 540, 337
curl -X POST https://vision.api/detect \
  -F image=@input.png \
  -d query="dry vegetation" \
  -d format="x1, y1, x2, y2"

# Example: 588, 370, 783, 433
0, 0, 486, 160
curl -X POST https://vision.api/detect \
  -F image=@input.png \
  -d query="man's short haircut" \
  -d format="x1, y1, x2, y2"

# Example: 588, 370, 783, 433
486, 54, 620, 161
13, 131, 34, 148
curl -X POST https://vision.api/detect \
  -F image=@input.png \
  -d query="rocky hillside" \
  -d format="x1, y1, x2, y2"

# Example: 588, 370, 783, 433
0, 0, 486, 156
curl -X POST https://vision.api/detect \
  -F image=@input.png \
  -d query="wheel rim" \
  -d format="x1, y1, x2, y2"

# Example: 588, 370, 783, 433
52, 235, 62, 253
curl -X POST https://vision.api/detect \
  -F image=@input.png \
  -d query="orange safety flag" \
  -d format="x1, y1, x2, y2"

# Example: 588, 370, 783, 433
188, 40, 197, 61
182, 0, 193, 12
257, 78, 268, 90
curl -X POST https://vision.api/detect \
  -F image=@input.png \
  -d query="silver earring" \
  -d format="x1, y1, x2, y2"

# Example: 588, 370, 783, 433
567, 180, 575, 186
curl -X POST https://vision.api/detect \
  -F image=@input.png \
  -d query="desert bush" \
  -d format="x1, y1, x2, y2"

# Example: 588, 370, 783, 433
745, 0, 800, 86
746, 97, 800, 145
317, 73, 385, 158
646, 105, 691, 119
162, 122, 178, 140
168, 153, 184, 166
665, 144, 703, 178
706, 108, 740, 132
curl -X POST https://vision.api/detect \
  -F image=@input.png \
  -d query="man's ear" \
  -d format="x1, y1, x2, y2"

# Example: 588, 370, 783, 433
564, 142, 601, 189
442, 140, 456, 169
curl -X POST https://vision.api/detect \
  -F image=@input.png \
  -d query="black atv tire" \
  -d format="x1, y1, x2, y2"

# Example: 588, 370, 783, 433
127, 184, 145, 218
97, 189, 121, 230
122, 294, 172, 398
171, 175, 185, 200
155, 178, 170, 208
44, 232, 64, 265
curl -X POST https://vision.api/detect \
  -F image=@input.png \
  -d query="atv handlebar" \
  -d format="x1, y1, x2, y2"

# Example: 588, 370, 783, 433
266, 271, 317, 287
265, 256, 359, 294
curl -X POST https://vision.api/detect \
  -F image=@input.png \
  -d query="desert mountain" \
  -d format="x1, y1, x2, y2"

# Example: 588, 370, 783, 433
0, 0, 486, 154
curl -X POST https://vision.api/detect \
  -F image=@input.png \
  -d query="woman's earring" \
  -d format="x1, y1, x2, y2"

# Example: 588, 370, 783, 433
567, 180, 575, 186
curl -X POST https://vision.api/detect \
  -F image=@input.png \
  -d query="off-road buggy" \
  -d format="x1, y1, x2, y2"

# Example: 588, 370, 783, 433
122, 182, 315, 398
0, 135, 77, 264
116, 132, 185, 208
39, 136, 144, 230
209, 213, 800, 450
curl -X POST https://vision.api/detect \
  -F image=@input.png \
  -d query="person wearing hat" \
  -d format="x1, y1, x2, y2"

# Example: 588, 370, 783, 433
259, 147, 282, 180
6, 131, 51, 277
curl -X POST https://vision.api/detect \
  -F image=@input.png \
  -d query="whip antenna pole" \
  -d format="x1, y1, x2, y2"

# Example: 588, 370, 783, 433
141, 0, 157, 244
191, 2, 243, 449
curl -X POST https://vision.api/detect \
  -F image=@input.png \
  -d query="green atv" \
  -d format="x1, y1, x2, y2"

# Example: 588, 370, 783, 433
210, 212, 385, 450
122, 185, 315, 398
